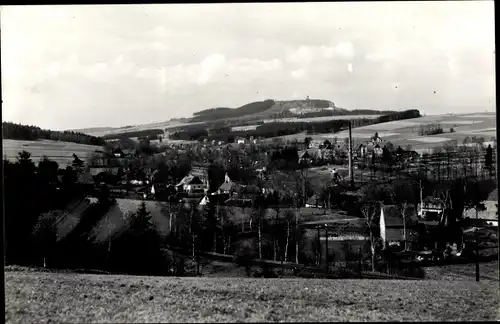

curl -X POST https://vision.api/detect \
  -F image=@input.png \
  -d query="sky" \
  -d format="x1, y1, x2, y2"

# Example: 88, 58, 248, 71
1, 2, 496, 130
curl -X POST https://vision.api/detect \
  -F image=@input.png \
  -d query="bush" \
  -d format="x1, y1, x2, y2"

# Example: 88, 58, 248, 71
450, 128, 455, 133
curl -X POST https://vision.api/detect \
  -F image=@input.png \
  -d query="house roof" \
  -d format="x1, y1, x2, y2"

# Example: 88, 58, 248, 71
487, 188, 498, 201
176, 175, 203, 187
219, 180, 238, 192
298, 150, 311, 159
382, 205, 418, 227
224, 198, 253, 207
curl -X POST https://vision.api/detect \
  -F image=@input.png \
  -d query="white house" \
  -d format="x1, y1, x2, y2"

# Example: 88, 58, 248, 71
176, 175, 206, 194
463, 189, 498, 227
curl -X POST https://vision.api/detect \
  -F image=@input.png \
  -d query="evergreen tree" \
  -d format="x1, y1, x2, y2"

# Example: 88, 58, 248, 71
32, 212, 58, 268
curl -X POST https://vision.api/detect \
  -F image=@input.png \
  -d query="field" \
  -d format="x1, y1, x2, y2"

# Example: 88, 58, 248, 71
75, 120, 205, 137
5, 267, 499, 323
277, 112, 496, 151
2, 139, 102, 167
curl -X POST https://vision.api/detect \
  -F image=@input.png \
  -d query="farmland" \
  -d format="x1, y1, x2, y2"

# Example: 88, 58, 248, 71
5, 269, 499, 323
278, 112, 496, 151
2, 139, 101, 166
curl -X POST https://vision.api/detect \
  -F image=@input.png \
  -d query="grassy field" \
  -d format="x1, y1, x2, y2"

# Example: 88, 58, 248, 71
278, 112, 496, 151
2, 139, 102, 167
5, 267, 499, 323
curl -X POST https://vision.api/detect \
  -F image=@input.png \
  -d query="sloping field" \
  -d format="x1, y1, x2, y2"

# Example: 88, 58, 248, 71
5, 270, 498, 323
86, 198, 172, 243
80, 120, 205, 137
276, 113, 496, 151
2, 139, 102, 167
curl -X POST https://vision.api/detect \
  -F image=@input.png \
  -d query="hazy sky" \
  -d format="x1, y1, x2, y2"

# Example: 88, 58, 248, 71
1, 2, 496, 130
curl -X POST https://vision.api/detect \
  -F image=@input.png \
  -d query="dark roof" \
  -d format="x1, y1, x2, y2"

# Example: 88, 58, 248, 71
219, 180, 238, 192
487, 188, 498, 201
381, 205, 418, 227
298, 150, 311, 159
224, 198, 253, 207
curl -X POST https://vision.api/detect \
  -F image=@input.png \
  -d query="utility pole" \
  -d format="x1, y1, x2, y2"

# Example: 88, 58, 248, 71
325, 225, 329, 273
348, 121, 355, 189
475, 208, 480, 282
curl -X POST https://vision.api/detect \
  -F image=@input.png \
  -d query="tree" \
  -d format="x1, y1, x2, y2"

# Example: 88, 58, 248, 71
463, 180, 487, 281
398, 201, 412, 251
360, 201, 380, 272
32, 212, 58, 268
485, 144, 493, 176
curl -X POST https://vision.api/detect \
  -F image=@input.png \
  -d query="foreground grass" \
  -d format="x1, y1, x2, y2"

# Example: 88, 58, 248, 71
5, 269, 499, 323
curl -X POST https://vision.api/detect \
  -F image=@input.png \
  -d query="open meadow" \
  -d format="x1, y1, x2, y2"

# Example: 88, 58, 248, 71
2, 139, 102, 166
5, 267, 498, 323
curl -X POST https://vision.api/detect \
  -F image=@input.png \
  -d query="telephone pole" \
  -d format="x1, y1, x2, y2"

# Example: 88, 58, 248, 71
348, 121, 355, 189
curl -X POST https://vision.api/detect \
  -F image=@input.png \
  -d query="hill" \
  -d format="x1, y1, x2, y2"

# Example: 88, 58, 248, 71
2, 139, 102, 167
188, 99, 390, 124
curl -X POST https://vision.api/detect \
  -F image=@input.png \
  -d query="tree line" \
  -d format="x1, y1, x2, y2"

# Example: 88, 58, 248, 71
169, 109, 422, 142
102, 129, 165, 141
2, 122, 105, 146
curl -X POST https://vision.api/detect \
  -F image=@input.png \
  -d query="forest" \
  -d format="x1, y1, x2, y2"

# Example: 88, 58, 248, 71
2, 122, 106, 146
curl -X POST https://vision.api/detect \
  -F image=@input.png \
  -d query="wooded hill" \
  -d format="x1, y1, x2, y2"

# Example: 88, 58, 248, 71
3, 122, 106, 146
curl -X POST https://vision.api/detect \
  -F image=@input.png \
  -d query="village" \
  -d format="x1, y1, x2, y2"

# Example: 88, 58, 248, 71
58, 123, 497, 278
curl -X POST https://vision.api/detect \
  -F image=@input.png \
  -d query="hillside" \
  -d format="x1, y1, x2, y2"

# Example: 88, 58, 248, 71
5, 269, 499, 322
188, 99, 388, 123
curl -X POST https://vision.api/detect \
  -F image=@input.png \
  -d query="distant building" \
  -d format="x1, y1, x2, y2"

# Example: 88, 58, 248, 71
355, 144, 367, 158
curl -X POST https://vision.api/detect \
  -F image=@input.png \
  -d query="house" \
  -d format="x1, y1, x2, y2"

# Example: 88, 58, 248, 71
417, 196, 445, 225
176, 175, 206, 194
355, 144, 367, 158
298, 150, 312, 164
235, 137, 246, 144
305, 194, 323, 208
370, 133, 383, 143
301, 218, 370, 266
218, 173, 240, 195
380, 205, 419, 251
373, 144, 383, 156
463, 189, 498, 227
322, 140, 333, 150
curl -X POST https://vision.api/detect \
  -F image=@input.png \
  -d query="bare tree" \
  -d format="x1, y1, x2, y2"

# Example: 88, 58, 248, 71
360, 201, 380, 272
397, 201, 412, 251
